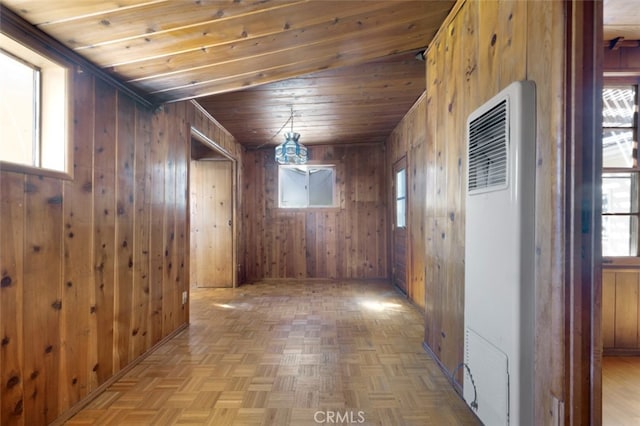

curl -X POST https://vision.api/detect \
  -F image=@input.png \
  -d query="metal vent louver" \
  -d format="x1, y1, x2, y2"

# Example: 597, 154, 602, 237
468, 99, 508, 192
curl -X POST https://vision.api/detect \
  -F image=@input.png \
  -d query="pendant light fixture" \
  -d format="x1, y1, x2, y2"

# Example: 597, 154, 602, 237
275, 106, 308, 165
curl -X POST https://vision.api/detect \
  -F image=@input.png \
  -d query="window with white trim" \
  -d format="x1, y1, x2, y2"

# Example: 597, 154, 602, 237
278, 165, 336, 208
395, 167, 407, 228
0, 33, 69, 174
602, 82, 639, 258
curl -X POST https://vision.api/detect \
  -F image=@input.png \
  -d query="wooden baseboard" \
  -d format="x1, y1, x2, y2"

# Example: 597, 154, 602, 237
422, 342, 464, 396
50, 323, 189, 426
254, 277, 391, 284
603, 348, 640, 357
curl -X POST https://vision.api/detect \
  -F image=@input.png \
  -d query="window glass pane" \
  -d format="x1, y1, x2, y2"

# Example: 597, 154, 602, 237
396, 169, 406, 198
603, 86, 635, 127
602, 173, 638, 214
0, 51, 37, 166
280, 167, 307, 207
308, 168, 334, 206
602, 215, 638, 256
279, 166, 335, 208
396, 198, 406, 228
603, 130, 636, 168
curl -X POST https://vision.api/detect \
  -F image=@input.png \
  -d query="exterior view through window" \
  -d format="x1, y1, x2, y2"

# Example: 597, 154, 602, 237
0, 33, 68, 174
279, 165, 336, 208
602, 83, 639, 258
395, 168, 407, 228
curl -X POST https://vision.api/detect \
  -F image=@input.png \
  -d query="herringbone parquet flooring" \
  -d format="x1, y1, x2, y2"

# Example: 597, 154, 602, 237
65, 280, 480, 425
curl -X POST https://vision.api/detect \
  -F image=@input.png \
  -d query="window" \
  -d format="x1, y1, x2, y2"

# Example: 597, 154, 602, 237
0, 33, 69, 175
279, 165, 336, 208
395, 168, 407, 228
602, 82, 639, 258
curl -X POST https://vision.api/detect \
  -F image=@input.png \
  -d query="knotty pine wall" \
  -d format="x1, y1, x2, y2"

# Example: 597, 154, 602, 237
386, 94, 427, 310
403, 0, 567, 423
242, 145, 388, 281
604, 45, 640, 74
603, 270, 640, 355
0, 69, 242, 424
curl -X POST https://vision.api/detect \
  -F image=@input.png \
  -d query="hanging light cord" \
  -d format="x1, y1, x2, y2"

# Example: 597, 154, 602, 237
254, 107, 294, 150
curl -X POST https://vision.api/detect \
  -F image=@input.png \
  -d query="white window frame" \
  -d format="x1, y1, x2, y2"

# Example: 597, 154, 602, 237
0, 32, 71, 178
601, 79, 640, 264
395, 167, 407, 229
278, 164, 337, 208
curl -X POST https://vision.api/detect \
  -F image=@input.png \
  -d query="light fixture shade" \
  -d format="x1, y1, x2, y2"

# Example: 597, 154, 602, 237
275, 131, 308, 164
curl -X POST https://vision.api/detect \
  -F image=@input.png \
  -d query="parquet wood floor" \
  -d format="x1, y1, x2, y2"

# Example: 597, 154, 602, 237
603, 356, 640, 426
65, 280, 480, 425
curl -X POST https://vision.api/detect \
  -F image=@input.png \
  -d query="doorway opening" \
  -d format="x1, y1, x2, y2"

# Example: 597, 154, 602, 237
189, 128, 238, 288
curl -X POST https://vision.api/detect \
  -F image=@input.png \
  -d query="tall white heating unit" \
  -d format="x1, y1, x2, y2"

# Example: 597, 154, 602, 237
463, 80, 536, 426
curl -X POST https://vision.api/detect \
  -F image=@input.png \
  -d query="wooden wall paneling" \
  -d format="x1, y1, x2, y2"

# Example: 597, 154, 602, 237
407, 145, 424, 307
440, 11, 463, 378
498, 0, 527, 86
173, 102, 189, 324
92, 78, 117, 385
526, 0, 566, 422
409, 98, 427, 310
162, 104, 178, 335
23, 175, 63, 425
257, 152, 267, 280
343, 149, 356, 279
0, 172, 25, 425
131, 105, 152, 360
424, 44, 439, 350
601, 269, 640, 354
0, 56, 235, 424
335, 210, 345, 279
236, 148, 244, 284
432, 35, 447, 362
148, 107, 169, 346
370, 147, 386, 278
603, 47, 640, 75
325, 212, 338, 279
310, 212, 321, 278
288, 213, 300, 278
165, 102, 185, 322
297, 212, 308, 278
602, 271, 616, 349
456, 0, 478, 273
344, 187, 356, 279
285, 213, 296, 278
305, 212, 317, 277
241, 152, 255, 280
114, 93, 136, 372
280, 212, 292, 278
476, 1, 500, 102
614, 272, 639, 348
189, 160, 200, 286
423, 216, 436, 345
242, 144, 387, 281
59, 68, 96, 411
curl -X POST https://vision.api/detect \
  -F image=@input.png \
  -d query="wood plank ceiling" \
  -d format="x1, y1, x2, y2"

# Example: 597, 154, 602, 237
604, 0, 640, 41
1, 0, 453, 147
2, 0, 637, 147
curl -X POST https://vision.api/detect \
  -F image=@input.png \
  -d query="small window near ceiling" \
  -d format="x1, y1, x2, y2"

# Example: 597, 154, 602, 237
395, 168, 407, 228
279, 165, 336, 208
0, 33, 69, 175
601, 83, 639, 258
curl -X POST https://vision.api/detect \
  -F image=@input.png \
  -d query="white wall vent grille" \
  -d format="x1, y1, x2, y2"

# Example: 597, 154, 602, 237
468, 99, 508, 192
